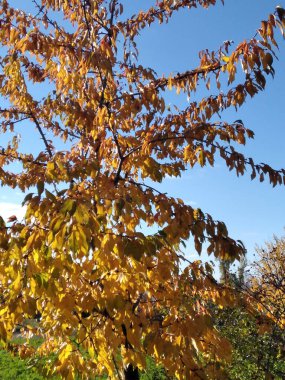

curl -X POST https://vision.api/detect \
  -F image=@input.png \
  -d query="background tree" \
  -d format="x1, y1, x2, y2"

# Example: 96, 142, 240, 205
214, 237, 285, 379
251, 234, 285, 376
219, 254, 248, 287
252, 234, 285, 326
0, 1, 285, 379
215, 306, 285, 380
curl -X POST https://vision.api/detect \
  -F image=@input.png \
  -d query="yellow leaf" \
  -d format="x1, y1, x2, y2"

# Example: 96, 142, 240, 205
0, 307, 8, 317
154, 344, 159, 358
13, 272, 21, 292
168, 76, 172, 90
59, 343, 73, 363
30, 277, 37, 294
221, 55, 230, 63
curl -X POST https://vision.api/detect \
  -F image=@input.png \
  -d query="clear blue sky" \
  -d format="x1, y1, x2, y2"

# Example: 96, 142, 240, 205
1, 1, 285, 268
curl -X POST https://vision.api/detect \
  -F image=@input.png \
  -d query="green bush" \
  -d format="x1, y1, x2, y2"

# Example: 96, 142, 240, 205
141, 357, 169, 380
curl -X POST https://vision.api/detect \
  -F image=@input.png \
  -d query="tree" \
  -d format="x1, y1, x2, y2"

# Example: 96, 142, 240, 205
219, 254, 248, 287
0, 1, 284, 379
252, 235, 285, 326
215, 306, 285, 380
250, 234, 285, 376
213, 238, 285, 379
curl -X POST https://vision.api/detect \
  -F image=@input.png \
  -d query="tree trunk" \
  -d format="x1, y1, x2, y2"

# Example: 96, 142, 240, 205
124, 364, 139, 380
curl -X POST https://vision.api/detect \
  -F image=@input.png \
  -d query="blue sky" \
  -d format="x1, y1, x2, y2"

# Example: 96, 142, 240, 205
1, 1, 285, 268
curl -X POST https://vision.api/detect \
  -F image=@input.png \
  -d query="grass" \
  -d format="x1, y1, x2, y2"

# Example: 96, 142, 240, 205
0, 328, 168, 379
0, 310, 170, 379
0, 349, 47, 380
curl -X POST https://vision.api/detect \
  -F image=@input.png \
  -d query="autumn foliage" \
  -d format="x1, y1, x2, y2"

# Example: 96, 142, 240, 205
0, 1, 285, 379
252, 236, 285, 330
